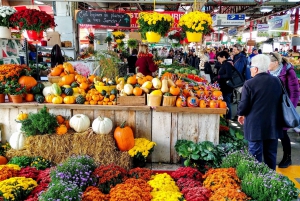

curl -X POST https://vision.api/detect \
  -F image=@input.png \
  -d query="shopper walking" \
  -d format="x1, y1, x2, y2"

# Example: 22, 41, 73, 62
268, 52, 299, 168
238, 54, 283, 170
135, 44, 158, 76
188, 52, 200, 69
213, 51, 233, 122
127, 49, 138, 74
232, 44, 249, 80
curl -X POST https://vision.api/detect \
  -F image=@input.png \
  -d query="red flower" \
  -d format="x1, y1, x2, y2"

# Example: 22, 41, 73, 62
171, 167, 204, 182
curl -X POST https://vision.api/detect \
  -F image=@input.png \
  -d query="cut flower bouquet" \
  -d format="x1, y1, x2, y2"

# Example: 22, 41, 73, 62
128, 138, 156, 162
112, 31, 125, 40
178, 11, 213, 35
0, 6, 16, 28
9, 9, 56, 32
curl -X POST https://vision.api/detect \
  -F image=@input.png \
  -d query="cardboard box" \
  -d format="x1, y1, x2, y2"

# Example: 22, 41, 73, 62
62, 41, 72, 47
117, 94, 146, 106
46, 32, 61, 47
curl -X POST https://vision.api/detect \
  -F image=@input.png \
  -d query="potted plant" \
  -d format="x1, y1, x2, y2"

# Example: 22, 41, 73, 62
9, 9, 56, 41
178, 11, 213, 42
0, 6, 16, 38
127, 38, 138, 49
4, 80, 26, 103
0, 82, 5, 103
112, 31, 125, 44
104, 36, 112, 43
137, 12, 174, 43
128, 138, 156, 167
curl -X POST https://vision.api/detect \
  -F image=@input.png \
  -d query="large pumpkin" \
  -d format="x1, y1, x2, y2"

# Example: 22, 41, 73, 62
92, 116, 113, 134
69, 114, 91, 132
9, 131, 26, 150
113, 121, 135, 151
0, 156, 8, 165
18, 75, 37, 91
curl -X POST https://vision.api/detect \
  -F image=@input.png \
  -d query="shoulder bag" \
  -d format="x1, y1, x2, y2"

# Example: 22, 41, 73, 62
226, 59, 245, 88
277, 77, 300, 128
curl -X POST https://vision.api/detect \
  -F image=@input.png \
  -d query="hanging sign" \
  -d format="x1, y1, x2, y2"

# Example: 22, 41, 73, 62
228, 28, 238, 36
76, 11, 131, 27
257, 24, 269, 37
212, 14, 245, 27
268, 14, 290, 37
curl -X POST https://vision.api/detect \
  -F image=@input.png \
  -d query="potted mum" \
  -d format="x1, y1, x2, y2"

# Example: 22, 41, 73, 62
4, 79, 26, 103
0, 6, 16, 38
137, 12, 174, 43
178, 11, 213, 42
112, 31, 125, 44
128, 138, 156, 167
9, 9, 56, 41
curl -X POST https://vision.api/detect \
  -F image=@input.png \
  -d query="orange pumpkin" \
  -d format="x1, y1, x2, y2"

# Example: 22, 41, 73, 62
196, 90, 205, 98
0, 156, 8, 165
161, 72, 172, 80
79, 82, 89, 91
64, 65, 75, 74
64, 120, 70, 129
127, 76, 137, 85
175, 79, 185, 88
209, 100, 218, 108
88, 74, 96, 83
62, 74, 75, 85
169, 86, 180, 96
56, 115, 65, 124
18, 76, 37, 91
133, 87, 143, 96
113, 121, 135, 151
187, 96, 199, 107
56, 124, 68, 135
50, 67, 63, 76
176, 97, 187, 107
25, 93, 34, 102
219, 101, 227, 108
199, 100, 207, 108
212, 90, 222, 98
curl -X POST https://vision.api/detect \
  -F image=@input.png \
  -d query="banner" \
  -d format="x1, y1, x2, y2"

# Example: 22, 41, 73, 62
257, 24, 269, 37
268, 14, 290, 37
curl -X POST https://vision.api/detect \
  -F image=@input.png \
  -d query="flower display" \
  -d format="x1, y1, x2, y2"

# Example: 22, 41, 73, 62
176, 177, 203, 190
209, 187, 249, 201
0, 64, 30, 82
30, 156, 51, 170
181, 186, 211, 201
86, 32, 94, 42
171, 167, 203, 182
9, 9, 56, 32
112, 31, 125, 43
137, 12, 174, 36
167, 30, 185, 41
203, 170, 240, 192
128, 167, 153, 181
81, 186, 108, 201
0, 6, 16, 28
128, 138, 156, 162
0, 177, 37, 200
178, 11, 213, 34
17, 167, 40, 180
0, 166, 19, 182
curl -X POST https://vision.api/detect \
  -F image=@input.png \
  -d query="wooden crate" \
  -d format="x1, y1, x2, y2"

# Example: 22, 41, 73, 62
117, 94, 146, 106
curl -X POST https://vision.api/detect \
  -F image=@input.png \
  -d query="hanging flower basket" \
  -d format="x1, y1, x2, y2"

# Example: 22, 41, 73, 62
186, 32, 203, 43
146, 32, 161, 43
26, 30, 44, 41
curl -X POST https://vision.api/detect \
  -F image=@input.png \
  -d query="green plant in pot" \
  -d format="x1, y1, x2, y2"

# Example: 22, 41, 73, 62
175, 139, 200, 167
104, 36, 113, 43
127, 38, 138, 49
0, 82, 5, 94
4, 80, 26, 95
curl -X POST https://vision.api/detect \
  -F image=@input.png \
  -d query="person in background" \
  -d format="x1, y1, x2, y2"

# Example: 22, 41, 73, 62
208, 49, 216, 64
232, 44, 249, 80
185, 50, 193, 64
238, 54, 283, 170
135, 44, 158, 76
274, 48, 279, 53
159, 47, 169, 58
258, 49, 262, 54
213, 51, 233, 123
127, 49, 138, 74
268, 52, 299, 168
202, 55, 214, 83
188, 52, 200, 69
288, 49, 293, 57
167, 49, 175, 59
248, 48, 258, 68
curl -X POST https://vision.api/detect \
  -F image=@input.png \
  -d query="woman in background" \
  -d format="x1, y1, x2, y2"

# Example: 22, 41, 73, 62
268, 52, 299, 168
135, 44, 158, 76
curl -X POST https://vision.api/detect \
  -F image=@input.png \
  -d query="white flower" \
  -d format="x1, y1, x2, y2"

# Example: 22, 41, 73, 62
1, 13, 6, 18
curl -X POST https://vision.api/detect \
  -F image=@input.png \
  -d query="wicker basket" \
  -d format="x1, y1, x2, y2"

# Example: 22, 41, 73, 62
162, 95, 177, 106
147, 94, 162, 107
47, 76, 61, 83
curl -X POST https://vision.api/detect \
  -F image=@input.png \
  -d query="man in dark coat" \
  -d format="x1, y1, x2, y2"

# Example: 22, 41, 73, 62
232, 44, 249, 80
237, 54, 283, 170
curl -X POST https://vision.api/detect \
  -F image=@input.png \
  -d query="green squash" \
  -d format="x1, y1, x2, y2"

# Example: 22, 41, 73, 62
110, 88, 118, 95
36, 95, 45, 103
75, 95, 85, 104
36, 82, 45, 91
64, 87, 74, 96
31, 85, 41, 94
100, 90, 107, 96
71, 82, 79, 88
51, 83, 62, 96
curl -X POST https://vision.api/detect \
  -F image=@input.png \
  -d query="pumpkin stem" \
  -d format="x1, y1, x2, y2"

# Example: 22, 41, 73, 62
120, 121, 126, 128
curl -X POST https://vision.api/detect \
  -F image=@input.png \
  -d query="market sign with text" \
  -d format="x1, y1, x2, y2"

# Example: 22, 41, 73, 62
257, 24, 269, 37
268, 14, 290, 37
79, 11, 184, 29
212, 14, 245, 27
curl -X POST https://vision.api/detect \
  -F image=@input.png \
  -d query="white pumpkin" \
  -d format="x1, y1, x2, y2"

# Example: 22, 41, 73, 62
9, 131, 26, 150
42, 86, 53, 97
69, 114, 91, 132
92, 116, 113, 134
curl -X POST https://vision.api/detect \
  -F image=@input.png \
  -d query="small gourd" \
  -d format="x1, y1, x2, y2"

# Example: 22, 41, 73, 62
69, 114, 90, 132
51, 83, 62, 96
64, 87, 74, 96
42, 86, 54, 97
63, 96, 76, 104
113, 121, 135, 151
161, 77, 169, 93
56, 124, 68, 135
16, 111, 28, 121
45, 94, 56, 103
0, 156, 8, 165
152, 78, 162, 89
75, 95, 86, 104
123, 84, 133, 95
52, 96, 63, 104
92, 116, 113, 134
9, 131, 26, 150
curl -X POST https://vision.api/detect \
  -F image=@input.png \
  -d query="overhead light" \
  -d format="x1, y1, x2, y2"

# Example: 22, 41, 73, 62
287, 0, 298, 2
260, 6, 273, 13
34, 1, 44, 4
213, 7, 219, 12
245, 16, 250, 19
155, 5, 165, 12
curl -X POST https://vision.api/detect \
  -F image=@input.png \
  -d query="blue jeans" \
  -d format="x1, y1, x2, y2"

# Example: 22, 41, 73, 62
248, 139, 278, 170
223, 93, 232, 120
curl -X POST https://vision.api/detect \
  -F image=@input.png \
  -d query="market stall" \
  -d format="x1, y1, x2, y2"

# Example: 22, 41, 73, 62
0, 103, 225, 163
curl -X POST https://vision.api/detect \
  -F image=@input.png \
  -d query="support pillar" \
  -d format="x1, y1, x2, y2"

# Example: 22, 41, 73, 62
293, 8, 299, 52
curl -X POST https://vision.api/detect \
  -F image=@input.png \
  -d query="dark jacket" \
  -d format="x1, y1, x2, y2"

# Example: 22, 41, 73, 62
237, 73, 283, 141
188, 56, 200, 69
127, 55, 137, 74
217, 60, 233, 95
135, 55, 158, 76
233, 53, 249, 80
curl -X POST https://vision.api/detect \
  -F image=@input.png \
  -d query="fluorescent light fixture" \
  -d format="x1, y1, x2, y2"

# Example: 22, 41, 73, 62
34, 1, 44, 4
287, 0, 298, 2
155, 5, 165, 12
245, 16, 250, 19
260, 6, 273, 13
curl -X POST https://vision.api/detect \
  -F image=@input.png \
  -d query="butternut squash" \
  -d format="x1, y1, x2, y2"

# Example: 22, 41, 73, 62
161, 77, 169, 93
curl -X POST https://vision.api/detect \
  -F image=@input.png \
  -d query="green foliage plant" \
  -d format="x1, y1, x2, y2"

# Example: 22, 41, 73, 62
127, 39, 138, 49
8, 156, 33, 167
30, 156, 51, 170
20, 105, 58, 136
104, 36, 112, 43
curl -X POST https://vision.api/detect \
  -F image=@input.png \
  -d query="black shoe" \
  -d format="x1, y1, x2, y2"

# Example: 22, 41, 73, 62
278, 154, 292, 168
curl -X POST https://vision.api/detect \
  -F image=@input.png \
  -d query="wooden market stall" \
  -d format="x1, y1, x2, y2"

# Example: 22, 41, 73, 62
0, 103, 226, 164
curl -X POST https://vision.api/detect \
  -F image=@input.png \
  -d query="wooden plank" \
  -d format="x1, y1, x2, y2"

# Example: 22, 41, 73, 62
197, 114, 219, 144
117, 94, 146, 106
49, 109, 71, 118
170, 112, 178, 163
155, 106, 226, 114
151, 111, 171, 163
114, 110, 135, 129
135, 111, 151, 139
0, 109, 10, 142
177, 113, 200, 143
